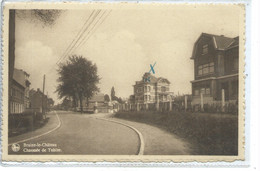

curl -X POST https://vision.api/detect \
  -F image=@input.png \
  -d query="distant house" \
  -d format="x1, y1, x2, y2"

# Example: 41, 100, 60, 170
133, 72, 172, 110
29, 88, 47, 113
10, 68, 31, 114
77, 93, 111, 113
190, 33, 239, 105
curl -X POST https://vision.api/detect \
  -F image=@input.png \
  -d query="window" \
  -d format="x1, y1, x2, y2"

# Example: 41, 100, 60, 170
161, 86, 166, 92
202, 44, 208, 54
209, 62, 214, 72
198, 62, 214, 76
203, 64, 209, 74
198, 66, 203, 75
138, 87, 143, 93
200, 88, 205, 95
205, 88, 210, 95
148, 86, 151, 92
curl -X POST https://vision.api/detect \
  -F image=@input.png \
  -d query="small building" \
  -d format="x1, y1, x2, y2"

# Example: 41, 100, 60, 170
133, 72, 172, 110
77, 93, 112, 113
190, 33, 239, 105
29, 88, 48, 113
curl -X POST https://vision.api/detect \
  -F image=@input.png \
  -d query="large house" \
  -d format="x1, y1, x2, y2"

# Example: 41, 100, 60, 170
190, 33, 239, 105
133, 72, 172, 110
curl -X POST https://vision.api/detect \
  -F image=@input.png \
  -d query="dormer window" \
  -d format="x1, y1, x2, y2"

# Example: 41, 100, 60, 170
202, 44, 208, 55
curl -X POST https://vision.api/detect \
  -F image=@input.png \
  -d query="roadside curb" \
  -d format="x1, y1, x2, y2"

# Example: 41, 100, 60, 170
95, 117, 145, 155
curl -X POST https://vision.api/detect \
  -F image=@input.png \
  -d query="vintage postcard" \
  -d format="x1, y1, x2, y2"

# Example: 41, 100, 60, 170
1, 2, 245, 162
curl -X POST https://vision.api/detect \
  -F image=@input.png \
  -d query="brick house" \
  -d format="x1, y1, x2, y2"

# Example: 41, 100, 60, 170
133, 72, 172, 110
10, 68, 31, 114
10, 77, 25, 114
190, 33, 239, 105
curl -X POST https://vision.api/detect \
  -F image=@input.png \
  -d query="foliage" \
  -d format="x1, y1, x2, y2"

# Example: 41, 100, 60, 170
16, 10, 63, 27
56, 55, 100, 113
111, 87, 116, 100
110, 86, 123, 103
104, 94, 110, 102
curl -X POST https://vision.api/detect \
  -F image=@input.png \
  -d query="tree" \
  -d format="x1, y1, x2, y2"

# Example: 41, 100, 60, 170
118, 97, 123, 104
56, 55, 100, 113
111, 87, 116, 101
16, 10, 62, 27
104, 94, 110, 102
61, 97, 72, 111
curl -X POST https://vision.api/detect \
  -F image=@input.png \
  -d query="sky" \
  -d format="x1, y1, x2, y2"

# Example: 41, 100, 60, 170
14, 5, 241, 104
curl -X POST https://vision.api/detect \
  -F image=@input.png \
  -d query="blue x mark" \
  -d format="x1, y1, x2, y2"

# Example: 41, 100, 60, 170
149, 62, 156, 74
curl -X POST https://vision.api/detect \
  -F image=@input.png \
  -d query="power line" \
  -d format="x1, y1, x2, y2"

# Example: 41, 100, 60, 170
55, 10, 96, 65
47, 10, 100, 74
56, 10, 102, 65
47, 10, 112, 75
73, 10, 111, 52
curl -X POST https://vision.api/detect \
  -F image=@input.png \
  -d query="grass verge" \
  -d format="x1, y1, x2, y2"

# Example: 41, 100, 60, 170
114, 111, 238, 155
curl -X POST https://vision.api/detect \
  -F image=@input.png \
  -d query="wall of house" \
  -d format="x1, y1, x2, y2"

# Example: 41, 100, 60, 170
10, 81, 25, 114
192, 80, 212, 97
224, 47, 239, 75
29, 92, 47, 112
192, 76, 238, 103
194, 36, 218, 80
216, 76, 238, 101
134, 83, 145, 103
134, 81, 171, 104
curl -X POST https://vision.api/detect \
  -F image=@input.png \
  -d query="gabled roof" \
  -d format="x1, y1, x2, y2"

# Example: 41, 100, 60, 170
157, 77, 171, 84
191, 33, 239, 59
135, 73, 170, 85
89, 93, 105, 102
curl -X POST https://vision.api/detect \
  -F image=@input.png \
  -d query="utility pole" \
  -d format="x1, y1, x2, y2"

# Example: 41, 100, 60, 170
42, 74, 46, 119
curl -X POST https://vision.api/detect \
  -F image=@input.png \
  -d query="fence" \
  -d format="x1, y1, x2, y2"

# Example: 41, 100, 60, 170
118, 97, 238, 114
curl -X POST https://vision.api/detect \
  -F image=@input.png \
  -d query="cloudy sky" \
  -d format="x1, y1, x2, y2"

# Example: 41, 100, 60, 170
14, 5, 241, 103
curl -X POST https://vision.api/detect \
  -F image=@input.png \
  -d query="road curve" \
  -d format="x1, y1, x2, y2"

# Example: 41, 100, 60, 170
9, 111, 140, 155
8, 111, 61, 146
95, 117, 144, 155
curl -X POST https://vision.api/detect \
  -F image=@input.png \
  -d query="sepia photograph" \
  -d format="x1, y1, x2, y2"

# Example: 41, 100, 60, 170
2, 3, 245, 162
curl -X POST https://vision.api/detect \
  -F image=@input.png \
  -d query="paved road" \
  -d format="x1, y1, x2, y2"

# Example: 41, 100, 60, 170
8, 111, 191, 155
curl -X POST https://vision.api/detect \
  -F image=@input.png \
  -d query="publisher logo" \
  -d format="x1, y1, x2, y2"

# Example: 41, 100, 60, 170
11, 143, 20, 152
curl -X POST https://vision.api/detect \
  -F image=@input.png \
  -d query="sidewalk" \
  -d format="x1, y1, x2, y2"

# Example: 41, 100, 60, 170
8, 111, 60, 145
92, 113, 192, 155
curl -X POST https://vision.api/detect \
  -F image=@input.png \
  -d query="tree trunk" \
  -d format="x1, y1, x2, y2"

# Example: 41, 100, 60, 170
72, 95, 77, 112
79, 95, 83, 114
87, 97, 89, 108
